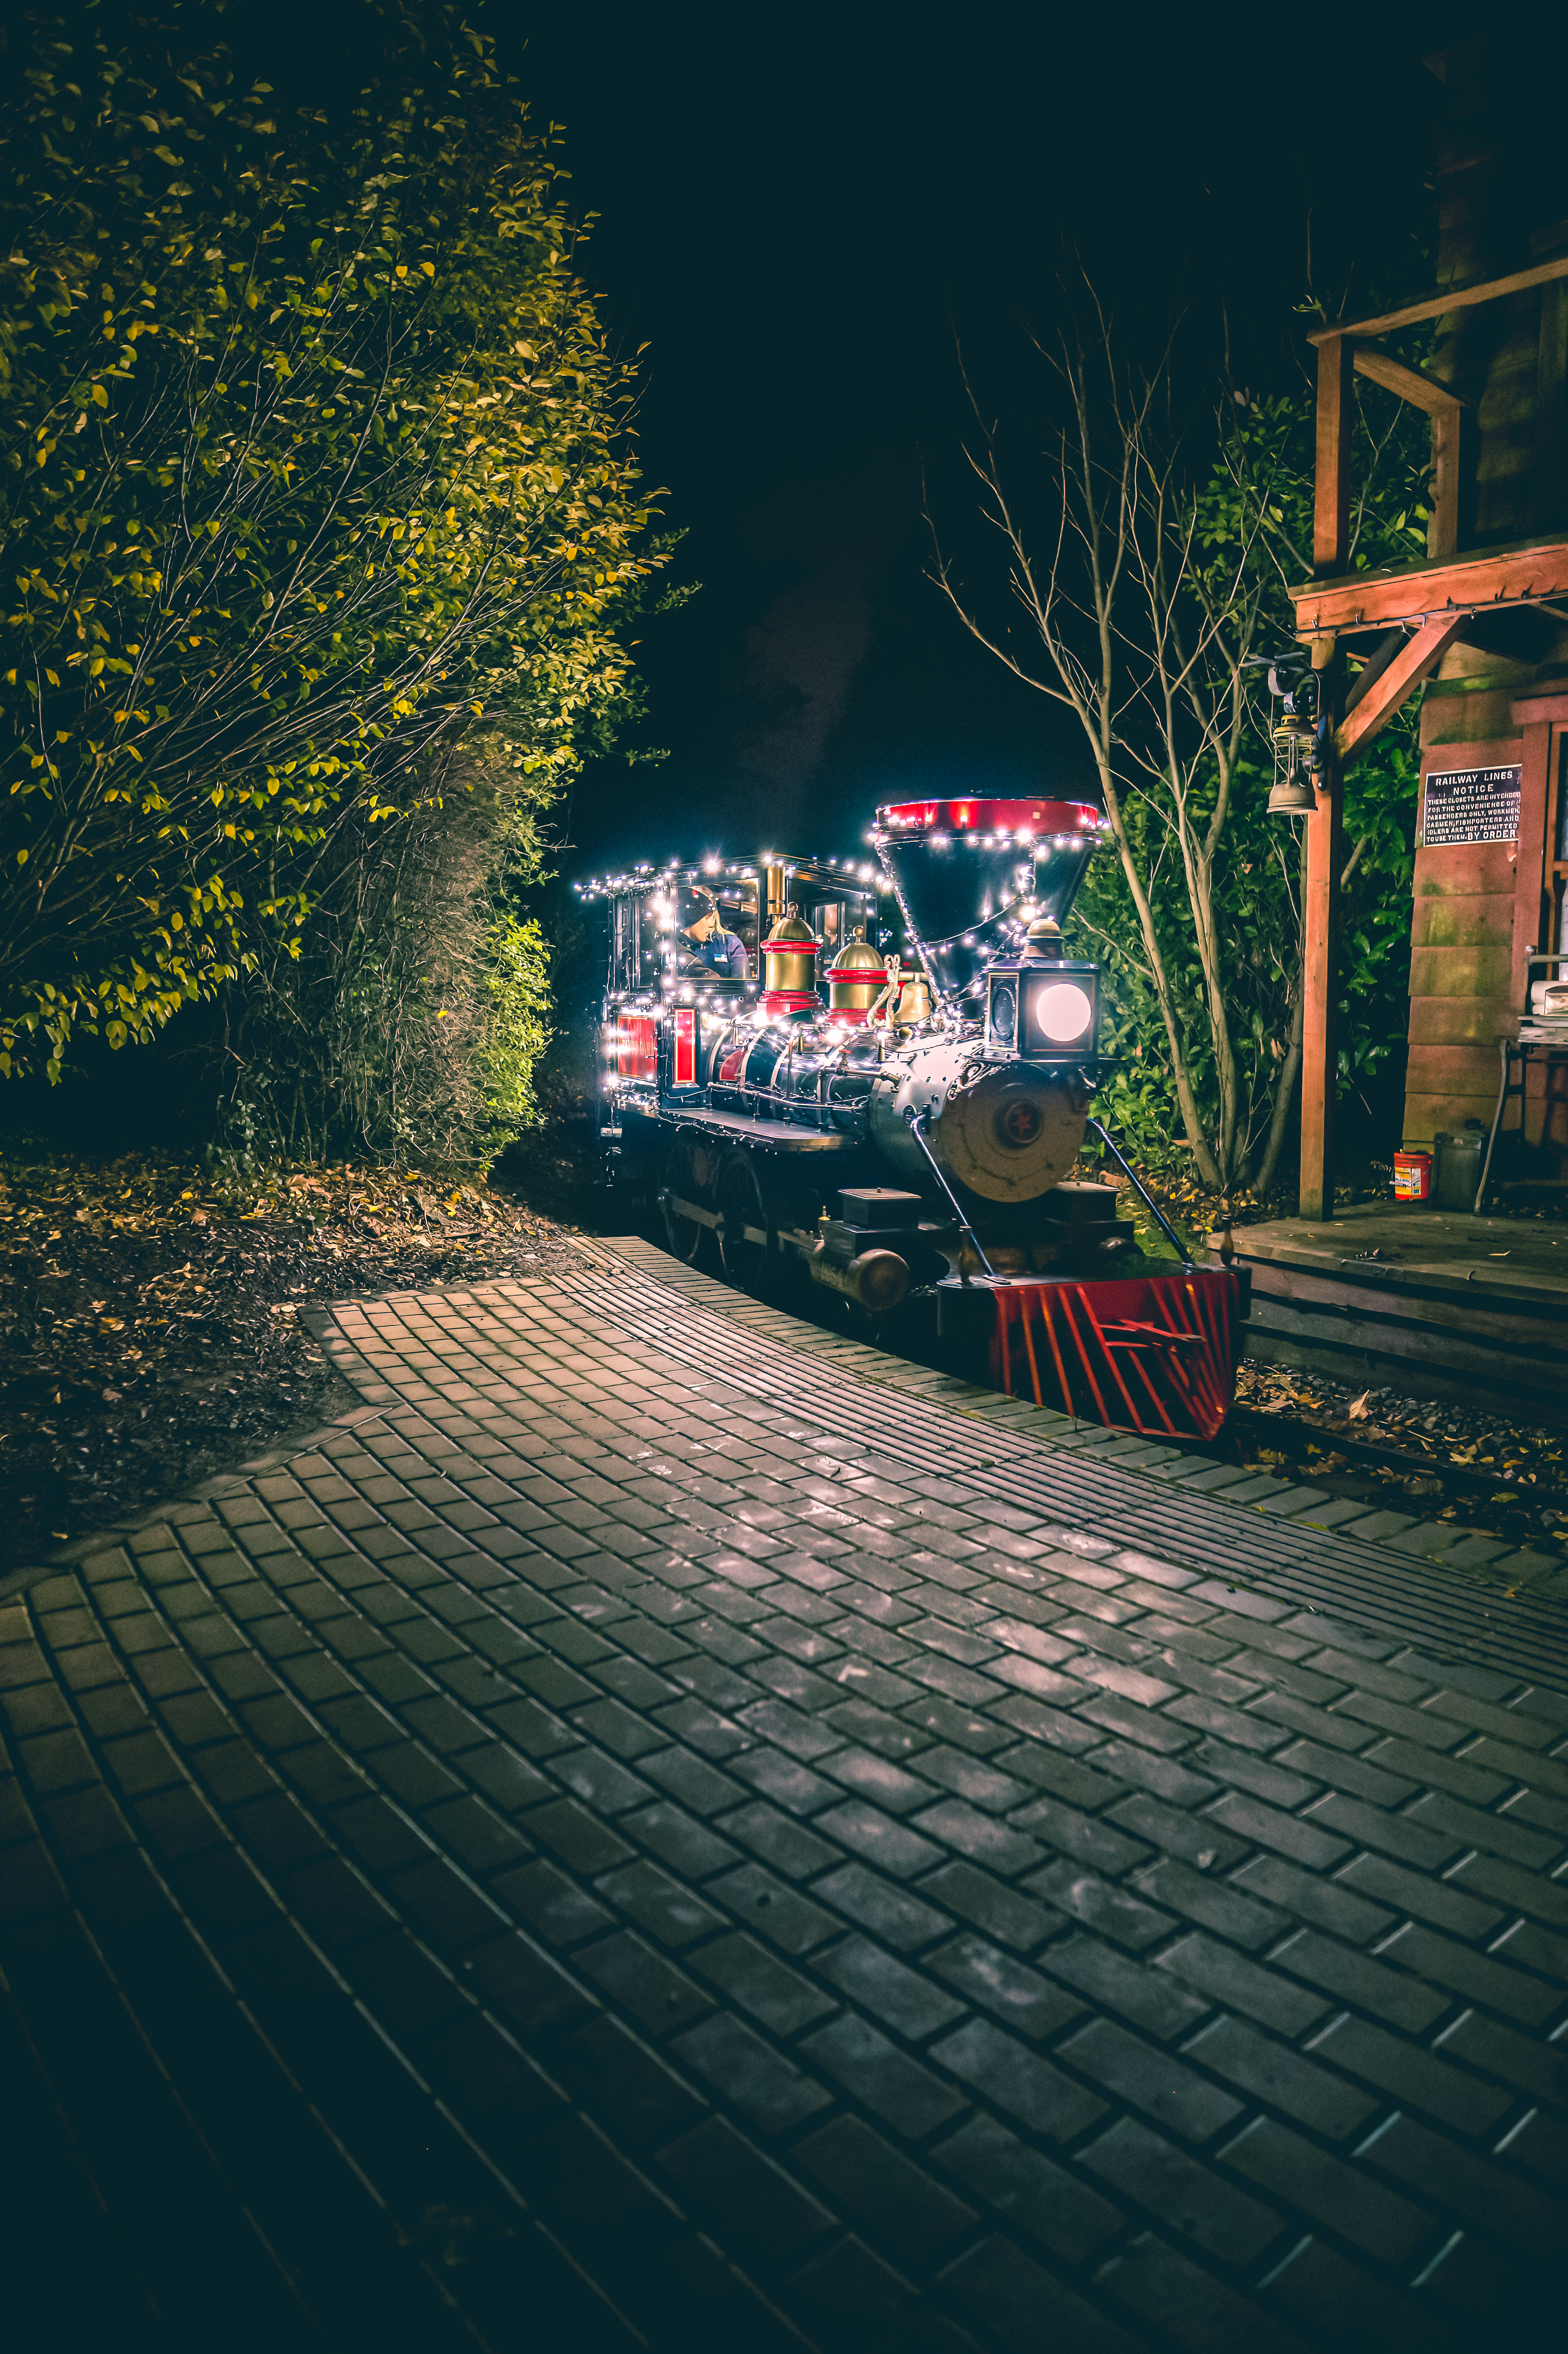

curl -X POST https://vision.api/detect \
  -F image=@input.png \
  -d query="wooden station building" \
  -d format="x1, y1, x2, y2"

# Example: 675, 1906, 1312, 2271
1228, 43, 1568, 1424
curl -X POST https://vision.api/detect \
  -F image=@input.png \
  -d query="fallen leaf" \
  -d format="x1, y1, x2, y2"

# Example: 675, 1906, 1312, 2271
1347, 1391, 1372, 1420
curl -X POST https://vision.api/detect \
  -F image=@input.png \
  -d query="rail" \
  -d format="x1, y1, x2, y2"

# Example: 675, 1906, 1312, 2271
905, 1112, 998, 1278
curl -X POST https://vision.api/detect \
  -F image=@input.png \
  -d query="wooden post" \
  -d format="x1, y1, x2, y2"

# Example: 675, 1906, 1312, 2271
1427, 400, 1470, 560
1314, 338, 1353, 575
1299, 640, 1343, 1221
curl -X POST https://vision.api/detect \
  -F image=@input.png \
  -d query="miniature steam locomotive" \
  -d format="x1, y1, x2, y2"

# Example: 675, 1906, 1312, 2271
573, 797, 1242, 1438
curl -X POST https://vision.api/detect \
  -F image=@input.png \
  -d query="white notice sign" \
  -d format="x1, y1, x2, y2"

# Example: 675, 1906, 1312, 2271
1421, 764, 1522, 846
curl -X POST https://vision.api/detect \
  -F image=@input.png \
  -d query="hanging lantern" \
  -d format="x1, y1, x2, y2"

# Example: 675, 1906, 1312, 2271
1266, 662, 1325, 815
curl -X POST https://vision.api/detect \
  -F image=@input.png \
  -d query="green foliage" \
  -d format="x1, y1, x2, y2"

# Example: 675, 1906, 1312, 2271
478, 906, 552, 1147
1073, 763, 1298, 1170
0, 2, 660, 1082
1067, 360, 1433, 1180
205, 725, 558, 1166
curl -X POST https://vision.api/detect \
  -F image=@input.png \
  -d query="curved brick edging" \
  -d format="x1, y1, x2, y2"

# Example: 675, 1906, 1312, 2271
0, 1255, 1564, 2347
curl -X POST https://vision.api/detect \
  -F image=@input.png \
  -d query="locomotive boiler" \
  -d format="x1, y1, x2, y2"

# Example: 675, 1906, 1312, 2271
575, 797, 1241, 1437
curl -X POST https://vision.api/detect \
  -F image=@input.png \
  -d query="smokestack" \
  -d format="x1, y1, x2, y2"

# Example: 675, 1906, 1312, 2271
873, 797, 1106, 999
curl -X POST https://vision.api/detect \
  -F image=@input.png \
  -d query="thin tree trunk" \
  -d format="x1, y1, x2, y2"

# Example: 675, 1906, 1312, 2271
1252, 976, 1304, 1196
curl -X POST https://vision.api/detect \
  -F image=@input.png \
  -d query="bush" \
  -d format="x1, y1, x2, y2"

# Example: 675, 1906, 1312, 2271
202, 729, 556, 1165
1, 2, 659, 1085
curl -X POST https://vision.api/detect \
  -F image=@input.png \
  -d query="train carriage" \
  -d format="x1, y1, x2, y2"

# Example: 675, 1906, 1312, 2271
572, 799, 1243, 1439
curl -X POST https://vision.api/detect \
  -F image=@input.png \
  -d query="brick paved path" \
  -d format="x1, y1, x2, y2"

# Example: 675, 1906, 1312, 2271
2, 1244, 1566, 2350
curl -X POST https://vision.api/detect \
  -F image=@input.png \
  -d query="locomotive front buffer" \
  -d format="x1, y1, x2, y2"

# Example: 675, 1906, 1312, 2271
574, 798, 1242, 1439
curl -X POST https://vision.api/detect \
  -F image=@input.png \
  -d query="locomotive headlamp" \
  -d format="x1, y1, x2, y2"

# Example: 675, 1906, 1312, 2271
1034, 982, 1093, 1043
985, 955, 1099, 1059
1019, 963, 1098, 1055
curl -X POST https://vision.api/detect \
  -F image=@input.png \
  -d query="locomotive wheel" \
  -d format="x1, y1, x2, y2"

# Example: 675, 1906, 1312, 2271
661, 1137, 713, 1265
716, 1153, 770, 1293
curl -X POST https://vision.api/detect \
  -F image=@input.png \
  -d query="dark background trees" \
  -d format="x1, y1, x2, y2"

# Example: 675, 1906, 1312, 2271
506, 0, 1446, 870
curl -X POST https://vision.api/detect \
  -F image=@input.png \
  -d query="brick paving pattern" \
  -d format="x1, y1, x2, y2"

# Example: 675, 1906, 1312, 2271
2, 1241, 1566, 2349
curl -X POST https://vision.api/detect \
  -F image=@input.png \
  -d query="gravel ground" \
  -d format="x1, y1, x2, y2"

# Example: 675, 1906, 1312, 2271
0, 1147, 588, 1575
1234, 1355, 1568, 1558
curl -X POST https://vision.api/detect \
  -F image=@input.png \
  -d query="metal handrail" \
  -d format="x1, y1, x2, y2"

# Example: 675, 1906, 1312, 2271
905, 1112, 997, 1279
1085, 1120, 1193, 1267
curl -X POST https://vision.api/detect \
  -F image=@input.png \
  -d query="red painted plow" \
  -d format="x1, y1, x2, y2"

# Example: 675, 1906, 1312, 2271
990, 1268, 1243, 1442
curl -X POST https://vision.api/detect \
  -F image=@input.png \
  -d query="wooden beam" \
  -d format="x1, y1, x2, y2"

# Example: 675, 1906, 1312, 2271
1510, 690, 1568, 726
1306, 253, 1568, 345
1334, 614, 1471, 767
1291, 533, 1568, 634
1345, 342, 1469, 554
1341, 628, 1407, 716
1351, 342, 1473, 414
1299, 645, 1343, 1224
1314, 337, 1353, 575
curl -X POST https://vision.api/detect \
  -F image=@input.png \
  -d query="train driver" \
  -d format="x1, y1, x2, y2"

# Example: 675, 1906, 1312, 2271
679, 889, 749, 979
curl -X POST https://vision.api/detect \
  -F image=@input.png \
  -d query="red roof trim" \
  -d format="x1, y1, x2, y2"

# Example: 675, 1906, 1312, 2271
876, 798, 1104, 832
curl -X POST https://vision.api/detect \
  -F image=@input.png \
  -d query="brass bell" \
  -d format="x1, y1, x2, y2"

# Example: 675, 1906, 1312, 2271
761, 903, 820, 998
893, 971, 933, 1024
827, 932, 887, 1020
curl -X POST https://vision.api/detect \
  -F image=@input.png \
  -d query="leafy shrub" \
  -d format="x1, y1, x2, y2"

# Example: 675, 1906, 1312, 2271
1, 2, 659, 1083
203, 728, 556, 1166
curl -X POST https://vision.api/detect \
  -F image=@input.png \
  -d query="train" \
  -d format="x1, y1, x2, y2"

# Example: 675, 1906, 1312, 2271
572, 796, 1242, 1438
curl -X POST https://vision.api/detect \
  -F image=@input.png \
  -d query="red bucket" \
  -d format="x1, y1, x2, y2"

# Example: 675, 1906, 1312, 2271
1393, 1150, 1432, 1202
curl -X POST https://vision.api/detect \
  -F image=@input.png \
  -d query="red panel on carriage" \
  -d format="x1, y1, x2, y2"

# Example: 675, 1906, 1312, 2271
672, 1007, 698, 1086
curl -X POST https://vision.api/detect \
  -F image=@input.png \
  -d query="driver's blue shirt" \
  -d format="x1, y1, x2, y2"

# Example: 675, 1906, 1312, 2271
694, 929, 749, 979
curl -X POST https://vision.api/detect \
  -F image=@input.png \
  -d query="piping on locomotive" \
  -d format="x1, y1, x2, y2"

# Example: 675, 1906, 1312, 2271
574, 797, 1243, 1436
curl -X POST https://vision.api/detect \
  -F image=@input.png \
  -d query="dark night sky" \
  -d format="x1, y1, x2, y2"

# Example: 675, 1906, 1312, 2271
428, 5, 1457, 870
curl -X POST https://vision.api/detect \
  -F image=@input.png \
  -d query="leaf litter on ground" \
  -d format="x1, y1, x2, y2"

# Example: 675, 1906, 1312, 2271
0, 1145, 585, 1576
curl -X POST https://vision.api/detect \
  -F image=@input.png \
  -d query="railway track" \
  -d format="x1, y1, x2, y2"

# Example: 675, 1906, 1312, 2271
1225, 1402, 1568, 1554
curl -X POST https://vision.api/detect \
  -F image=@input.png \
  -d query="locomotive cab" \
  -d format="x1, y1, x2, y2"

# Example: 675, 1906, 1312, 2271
578, 852, 886, 1132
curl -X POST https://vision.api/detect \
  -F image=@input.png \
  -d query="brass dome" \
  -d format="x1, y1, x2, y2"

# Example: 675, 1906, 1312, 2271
765, 910, 817, 946
829, 935, 883, 973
